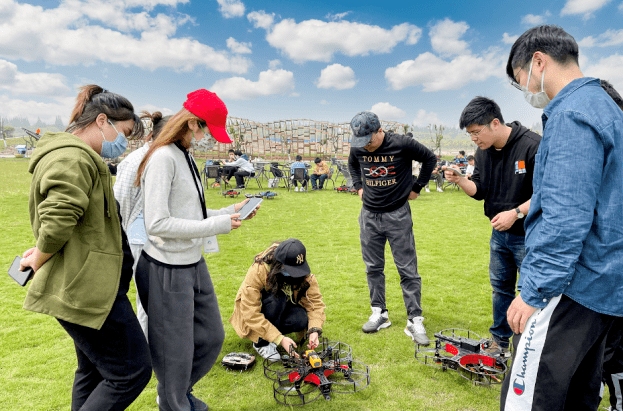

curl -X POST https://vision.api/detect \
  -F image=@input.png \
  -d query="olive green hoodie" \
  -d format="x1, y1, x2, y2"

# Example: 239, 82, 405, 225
24, 132, 123, 330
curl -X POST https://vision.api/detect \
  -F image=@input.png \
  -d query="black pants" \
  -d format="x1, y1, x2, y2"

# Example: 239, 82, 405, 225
500, 294, 616, 411
58, 294, 152, 411
221, 166, 237, 182
603, 321, 623, 410
136, 253, 225, 411
256, 290, 308, 346
234, 170, 253, 187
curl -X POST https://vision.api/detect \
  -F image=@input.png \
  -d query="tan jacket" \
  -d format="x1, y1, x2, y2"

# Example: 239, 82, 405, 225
229, 252, 326, 344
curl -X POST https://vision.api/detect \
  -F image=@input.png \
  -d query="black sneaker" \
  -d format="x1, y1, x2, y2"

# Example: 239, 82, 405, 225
187, 389, 208, 411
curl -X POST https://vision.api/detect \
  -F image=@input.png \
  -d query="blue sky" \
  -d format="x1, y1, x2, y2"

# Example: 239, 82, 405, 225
1, 0, 622, 130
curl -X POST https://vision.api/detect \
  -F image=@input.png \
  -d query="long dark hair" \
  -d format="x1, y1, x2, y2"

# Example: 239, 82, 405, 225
255, 243, 285, 295
66, 85, 143, 138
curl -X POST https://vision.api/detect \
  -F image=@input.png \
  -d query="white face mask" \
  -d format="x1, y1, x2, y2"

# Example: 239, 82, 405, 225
520, 58, 551, 109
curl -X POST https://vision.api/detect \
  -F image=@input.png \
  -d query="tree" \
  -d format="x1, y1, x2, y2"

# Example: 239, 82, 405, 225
54, 115, 64, 130
428, 124, 444, 157
34, 117, 46, 128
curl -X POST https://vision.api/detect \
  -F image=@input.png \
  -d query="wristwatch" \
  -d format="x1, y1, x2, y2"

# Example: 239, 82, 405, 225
515, 207, 525, 219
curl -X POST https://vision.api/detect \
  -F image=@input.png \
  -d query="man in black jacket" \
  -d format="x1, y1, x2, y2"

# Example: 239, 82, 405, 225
445, 96, 540, 357
348, 111, 436, 344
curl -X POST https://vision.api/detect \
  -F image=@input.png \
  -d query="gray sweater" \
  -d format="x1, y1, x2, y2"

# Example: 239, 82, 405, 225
141, 144, 235, 265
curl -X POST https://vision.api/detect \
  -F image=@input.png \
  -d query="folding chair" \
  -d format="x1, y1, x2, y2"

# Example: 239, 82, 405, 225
202, 164, 220, 189
269, 162, 290, 190
245, 163, 264, 189
291, 167, 309, 193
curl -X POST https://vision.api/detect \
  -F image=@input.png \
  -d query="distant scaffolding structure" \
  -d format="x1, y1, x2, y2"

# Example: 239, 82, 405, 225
191, 117, 410, 160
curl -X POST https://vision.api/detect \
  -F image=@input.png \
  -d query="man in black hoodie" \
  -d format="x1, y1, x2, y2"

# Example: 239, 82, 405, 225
445, 96, 540, 358
348, 111, 436, 344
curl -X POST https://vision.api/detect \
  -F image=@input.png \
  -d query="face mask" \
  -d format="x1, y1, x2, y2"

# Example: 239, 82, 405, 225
100, 120, 128, 158
280, 272, 307, 286
520, 58, 551, 109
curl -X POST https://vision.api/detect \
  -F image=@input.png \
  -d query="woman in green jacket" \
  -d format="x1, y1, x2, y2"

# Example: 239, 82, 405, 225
19, 85, 152, 411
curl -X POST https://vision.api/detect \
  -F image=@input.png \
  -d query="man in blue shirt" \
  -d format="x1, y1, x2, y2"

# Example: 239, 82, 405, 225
501, 25, 623, 411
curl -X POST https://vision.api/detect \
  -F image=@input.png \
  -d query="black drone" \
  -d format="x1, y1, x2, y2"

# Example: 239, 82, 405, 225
263, 338, 370, 406
415, 328, 508, 385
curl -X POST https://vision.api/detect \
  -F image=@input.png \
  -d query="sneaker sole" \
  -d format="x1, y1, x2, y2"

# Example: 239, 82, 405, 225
362, 320, 391, 333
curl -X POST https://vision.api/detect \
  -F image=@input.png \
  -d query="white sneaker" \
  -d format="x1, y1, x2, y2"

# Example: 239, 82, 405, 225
405, 316, 430, 345
253, 342, 280, 362
425, 186, 430, 193
362, 307, 391, 333
436, 186, 444, 193
300, 188, 306, 192
294, 187, 299, 192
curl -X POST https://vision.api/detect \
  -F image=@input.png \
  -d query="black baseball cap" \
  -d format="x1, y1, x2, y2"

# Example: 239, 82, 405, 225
275, 238, 310, 278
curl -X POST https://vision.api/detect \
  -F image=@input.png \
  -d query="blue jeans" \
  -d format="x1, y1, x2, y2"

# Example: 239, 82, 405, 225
310, 174, 328, 189
489, 228, 526, 347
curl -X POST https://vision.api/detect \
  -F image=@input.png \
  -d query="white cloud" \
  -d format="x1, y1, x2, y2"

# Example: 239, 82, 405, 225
319, 99, 329, 105
370, 102, 406, 120
316, 64, 356, 90
385, 51, 505, 91
268, 59, 281, 69
561, 0, 612, 17
210, 69, 295, 100
0, 0, 250, 74
429, 19, 470, 56
0, 94, 74, 124
325, 11, 351, 21
226, 37, 252, 54
521, 12, 551, 25
216, 0, 245, 18
620, 1, 623, 12
583, 53, 623, 92
264, 19, 422, 62
411, 109, 443, 127
138, 104, 175, 116
502, 33, 519, 45
247, 10, 275, 29
0, 59, 69, 96
578, 29, 623, 48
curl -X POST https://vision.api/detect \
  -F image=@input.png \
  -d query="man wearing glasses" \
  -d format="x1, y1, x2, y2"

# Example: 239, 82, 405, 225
445, 96, 540, 359
501, 25, 623, 411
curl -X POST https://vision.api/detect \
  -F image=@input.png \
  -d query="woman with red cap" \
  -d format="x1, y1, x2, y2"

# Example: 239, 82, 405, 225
134, 89, 257, 411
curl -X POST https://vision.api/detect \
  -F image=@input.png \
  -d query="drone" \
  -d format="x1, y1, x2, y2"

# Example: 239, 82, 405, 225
334, 185, 357, 194
245, 191, 279, 199
221, 189, 240, 198
414, 328, 508, 385
263, 338, 370, 406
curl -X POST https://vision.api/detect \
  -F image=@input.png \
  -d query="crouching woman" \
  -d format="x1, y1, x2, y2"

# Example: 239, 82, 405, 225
230, 239, 326, 361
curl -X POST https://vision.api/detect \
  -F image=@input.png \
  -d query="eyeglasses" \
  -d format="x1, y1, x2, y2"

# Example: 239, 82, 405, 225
466, 124, 490, 138
510, 66, 524, 90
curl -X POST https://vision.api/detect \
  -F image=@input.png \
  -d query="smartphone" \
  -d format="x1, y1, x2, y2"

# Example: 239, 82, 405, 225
8, 256, 34, 286
445, 167, 464, 177
236, 197, 262, 220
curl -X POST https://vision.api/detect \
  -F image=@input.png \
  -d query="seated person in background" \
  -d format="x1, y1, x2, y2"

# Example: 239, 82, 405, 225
223, 149, 254, 189
240, 152, 249, 161
310, 157, 330, 190
221, 149, 238, 185
465, 155, 475, 179
424, 157, 446, 193
290, 155, 309, 191
454, 150, 468, 166
229, 239, 326, 361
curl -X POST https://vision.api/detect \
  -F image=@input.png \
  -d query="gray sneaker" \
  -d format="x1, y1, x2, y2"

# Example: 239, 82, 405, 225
362, 307, 391, 333
253, 342, 280, 362
405, 316, 430, 345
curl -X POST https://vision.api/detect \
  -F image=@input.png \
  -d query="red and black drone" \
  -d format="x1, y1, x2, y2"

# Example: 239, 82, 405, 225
263, 338, 370, 406
221, 189, 240, 198
415, 328, 508, 385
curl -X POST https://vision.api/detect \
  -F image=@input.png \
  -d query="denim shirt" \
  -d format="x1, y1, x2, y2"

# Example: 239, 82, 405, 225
520, 77, 623, 315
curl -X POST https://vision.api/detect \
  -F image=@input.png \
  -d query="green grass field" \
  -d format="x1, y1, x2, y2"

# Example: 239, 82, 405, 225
0, 158, 610, 410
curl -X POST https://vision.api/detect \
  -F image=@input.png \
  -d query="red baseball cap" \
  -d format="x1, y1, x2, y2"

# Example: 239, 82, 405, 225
183, 89, 232, 143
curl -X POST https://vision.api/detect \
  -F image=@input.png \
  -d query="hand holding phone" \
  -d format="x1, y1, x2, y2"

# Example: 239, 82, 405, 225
8, 256, 34, 286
